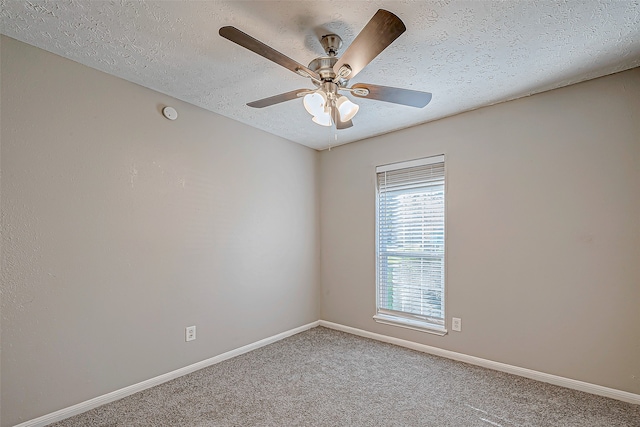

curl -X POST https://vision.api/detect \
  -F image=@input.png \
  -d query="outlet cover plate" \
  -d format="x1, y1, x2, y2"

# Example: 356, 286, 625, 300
186, 325, 196, 342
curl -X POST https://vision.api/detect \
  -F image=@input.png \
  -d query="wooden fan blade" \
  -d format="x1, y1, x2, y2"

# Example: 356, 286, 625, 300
332, 104, 354, 130
247, 89, 312, 108
220, 26, 320, 81
337, 118, 353, 130
351, 83, 432, 108
332, 10, 406, 81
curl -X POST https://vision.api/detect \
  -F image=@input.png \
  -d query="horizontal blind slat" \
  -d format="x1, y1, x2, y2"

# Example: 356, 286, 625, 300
377, 157, 445, 324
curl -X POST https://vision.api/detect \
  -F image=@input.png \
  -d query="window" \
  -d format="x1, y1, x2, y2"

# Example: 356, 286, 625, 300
374, 155, 446, 335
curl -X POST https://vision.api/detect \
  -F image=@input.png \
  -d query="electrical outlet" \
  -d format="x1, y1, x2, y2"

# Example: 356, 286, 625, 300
452, 317, 462, 332
185, 325, 196, 342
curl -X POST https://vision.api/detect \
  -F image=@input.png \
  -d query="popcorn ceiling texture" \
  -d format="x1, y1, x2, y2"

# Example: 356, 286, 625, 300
1, 0, 639, 150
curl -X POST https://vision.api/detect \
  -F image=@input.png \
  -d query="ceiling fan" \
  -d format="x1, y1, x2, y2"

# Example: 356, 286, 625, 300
219, 9, 432, 130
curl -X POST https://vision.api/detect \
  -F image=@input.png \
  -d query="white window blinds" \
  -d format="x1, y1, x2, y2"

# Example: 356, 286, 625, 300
375, 155, 445, 333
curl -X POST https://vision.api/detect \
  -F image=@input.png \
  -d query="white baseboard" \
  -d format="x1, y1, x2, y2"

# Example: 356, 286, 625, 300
13, 318, 639, 426
14, 321, 320, 427
318, 320, 640, 405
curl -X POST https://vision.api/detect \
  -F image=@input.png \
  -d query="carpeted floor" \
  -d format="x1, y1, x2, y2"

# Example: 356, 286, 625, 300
49, 327, 639, 426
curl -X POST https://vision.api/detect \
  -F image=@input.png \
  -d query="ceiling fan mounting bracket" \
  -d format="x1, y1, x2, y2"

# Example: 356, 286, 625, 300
351, 87, 370, 96
320, 34, 343, 56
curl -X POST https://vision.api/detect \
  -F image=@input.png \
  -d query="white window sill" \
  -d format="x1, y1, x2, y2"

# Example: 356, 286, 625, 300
373, 314, 448, 336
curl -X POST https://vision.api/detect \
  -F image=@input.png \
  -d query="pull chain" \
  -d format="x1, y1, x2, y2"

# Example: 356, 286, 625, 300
329, 132, 337, 151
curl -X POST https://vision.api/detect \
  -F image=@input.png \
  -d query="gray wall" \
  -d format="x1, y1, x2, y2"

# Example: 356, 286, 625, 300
2, 33, 639, 427
320, 68, 640, 395
0, 36, 320, 427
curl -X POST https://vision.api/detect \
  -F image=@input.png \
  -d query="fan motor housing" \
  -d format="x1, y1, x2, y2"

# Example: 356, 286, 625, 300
308, 56, 347, 86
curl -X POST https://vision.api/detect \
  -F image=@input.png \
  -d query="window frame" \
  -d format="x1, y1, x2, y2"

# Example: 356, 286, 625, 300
374, 155, 447, 336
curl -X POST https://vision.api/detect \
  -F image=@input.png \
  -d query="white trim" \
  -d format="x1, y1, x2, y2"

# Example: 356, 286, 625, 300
14, 321, 320, 427
376, 154, 444, 173
373, 314, 447, 336
12, 318, 639, 427
318, 320, 640, 405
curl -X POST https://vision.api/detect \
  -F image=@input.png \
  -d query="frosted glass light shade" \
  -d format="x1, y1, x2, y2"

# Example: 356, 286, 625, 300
303, 92, 327, 117
312, 110, 332, 126
336, 95, 359, 121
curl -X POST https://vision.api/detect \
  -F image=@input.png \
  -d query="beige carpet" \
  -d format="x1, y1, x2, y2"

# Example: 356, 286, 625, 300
48, 327, 639, 426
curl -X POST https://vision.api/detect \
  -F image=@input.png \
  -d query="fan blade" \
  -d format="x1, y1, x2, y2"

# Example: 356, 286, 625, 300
332, 104, 354, 130
220, 26, 320, 81
350, 83, 432, 108
337, 118, 353, 130
332, 10, 406, 80
247, 89, 312, 108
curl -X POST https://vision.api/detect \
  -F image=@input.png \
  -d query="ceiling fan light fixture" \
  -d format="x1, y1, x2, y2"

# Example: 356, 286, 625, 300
336, 95, 359, 122
221, 10, 433, 134
312, 111, 332, 127
303, 91, 327, 117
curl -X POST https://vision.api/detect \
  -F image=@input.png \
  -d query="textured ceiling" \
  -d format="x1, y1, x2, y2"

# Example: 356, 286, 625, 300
1, 1, 639, 150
